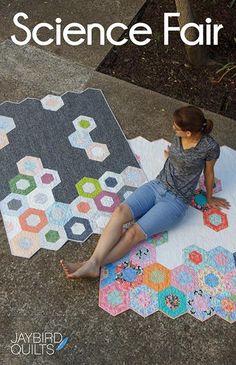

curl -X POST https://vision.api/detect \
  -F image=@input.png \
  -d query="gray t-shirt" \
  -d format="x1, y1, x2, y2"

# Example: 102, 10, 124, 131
156, 134, 220, 204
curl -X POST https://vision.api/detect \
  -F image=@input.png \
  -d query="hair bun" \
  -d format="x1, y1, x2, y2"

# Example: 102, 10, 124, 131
203, 119, 213, 134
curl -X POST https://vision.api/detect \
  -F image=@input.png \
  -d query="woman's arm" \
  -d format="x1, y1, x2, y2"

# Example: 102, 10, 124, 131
204, 160, 215, 202
204, 160, 230, 209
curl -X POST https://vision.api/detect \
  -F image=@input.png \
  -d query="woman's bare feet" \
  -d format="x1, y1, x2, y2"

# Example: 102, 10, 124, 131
67, 259, 100, 279
60, 260, 86, 277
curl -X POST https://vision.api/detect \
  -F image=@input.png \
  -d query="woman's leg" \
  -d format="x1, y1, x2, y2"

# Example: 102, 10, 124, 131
60, 203, 133, 275
86, 195, 187, 270
101, 224, 145, 265
67, 223, 145, 278
61, 181, 157, 278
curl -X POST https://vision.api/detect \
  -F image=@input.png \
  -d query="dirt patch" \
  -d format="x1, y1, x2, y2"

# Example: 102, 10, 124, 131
97, 0, 236, 119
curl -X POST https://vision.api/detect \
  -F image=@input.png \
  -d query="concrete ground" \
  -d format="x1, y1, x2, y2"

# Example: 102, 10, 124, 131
0, 1, 236, 364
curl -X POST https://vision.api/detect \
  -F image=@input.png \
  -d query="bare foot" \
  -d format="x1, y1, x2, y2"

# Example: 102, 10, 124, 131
67, 259, 100, 279
60, 260, 86, 276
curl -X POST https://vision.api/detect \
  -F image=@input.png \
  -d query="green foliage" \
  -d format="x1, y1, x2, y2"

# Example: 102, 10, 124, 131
215, 62, 236, 83
229, 0, 236, 7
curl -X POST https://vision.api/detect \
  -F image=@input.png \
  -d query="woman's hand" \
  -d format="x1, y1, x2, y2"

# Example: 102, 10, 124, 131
207, 196, 231, 210
164, 145, 170, 160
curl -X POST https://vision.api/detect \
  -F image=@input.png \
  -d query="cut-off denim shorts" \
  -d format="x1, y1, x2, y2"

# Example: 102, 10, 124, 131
123, 179, 188, 239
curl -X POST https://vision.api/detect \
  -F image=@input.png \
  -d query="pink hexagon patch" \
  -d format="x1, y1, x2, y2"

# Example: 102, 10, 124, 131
99, 283, 130, 316
94, 191, 120, 213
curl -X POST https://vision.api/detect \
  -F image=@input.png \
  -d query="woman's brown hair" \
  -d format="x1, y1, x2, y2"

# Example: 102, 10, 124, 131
173, 106, 213, 135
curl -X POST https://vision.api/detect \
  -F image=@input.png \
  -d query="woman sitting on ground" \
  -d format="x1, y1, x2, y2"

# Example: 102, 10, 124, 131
60, 105, 230, 279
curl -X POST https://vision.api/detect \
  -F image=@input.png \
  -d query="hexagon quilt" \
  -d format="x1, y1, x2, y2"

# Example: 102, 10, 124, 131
99, 243, 236, 323
0, 89, 147, 257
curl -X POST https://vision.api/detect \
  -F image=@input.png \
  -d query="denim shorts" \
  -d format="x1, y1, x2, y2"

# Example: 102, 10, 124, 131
123, 180, 188, 239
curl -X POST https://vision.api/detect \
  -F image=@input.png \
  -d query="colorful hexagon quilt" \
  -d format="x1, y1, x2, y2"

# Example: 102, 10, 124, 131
0, 89, 147, 257
99, 243, 236, 323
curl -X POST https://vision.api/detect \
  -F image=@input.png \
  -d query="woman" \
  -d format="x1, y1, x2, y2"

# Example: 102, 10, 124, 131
60, 106, 230, 279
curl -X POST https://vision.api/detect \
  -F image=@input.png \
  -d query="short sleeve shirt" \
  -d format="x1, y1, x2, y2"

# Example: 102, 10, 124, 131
155, 134, 220, 204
